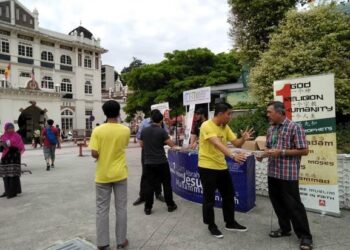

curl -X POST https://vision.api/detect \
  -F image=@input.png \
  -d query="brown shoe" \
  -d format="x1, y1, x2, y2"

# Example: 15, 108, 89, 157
117, 239, 129, 249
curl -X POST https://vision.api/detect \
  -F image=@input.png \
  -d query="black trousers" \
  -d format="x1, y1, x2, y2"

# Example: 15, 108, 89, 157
3, 176, 22, 198
144, 163, 175, 209
268, 177, 312, 240
198, 167, 236, 226
139, 149, 162, 199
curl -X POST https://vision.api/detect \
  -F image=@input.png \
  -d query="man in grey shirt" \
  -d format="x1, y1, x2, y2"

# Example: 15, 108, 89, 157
140, 109, 177, 215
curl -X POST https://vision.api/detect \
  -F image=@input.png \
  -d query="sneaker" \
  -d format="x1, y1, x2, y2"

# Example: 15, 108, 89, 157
225, 221, 248, 232
117, 239, 129, 249
51, 164, 55, 168
209, 226, 224, 239
167, 204, 177, 212
156, 194, 165, 202
133, 197, 145, 206
144, 208, 152, 215
46, 165, 50, 171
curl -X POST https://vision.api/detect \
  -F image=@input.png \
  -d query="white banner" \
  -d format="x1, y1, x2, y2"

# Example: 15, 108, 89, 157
183, 87, 211, 106
274, 73, 339, 216
182, 104, 195, 147
151, 102, 169, 115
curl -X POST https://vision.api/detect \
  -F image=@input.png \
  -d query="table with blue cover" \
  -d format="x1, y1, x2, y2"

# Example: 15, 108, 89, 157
168, 149, 256, 212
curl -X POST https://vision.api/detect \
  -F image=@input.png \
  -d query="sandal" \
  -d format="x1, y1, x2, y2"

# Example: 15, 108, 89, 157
300, 238, 313, 250
269, 229, 292, 238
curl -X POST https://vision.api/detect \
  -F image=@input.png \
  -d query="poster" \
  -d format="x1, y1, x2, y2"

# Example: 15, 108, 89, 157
274, 74, 339, 216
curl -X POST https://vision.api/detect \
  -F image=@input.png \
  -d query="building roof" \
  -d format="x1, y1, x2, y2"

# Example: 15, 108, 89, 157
69, 26, 93, 39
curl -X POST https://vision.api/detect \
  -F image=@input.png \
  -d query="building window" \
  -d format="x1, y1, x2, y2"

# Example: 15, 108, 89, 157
0, 38, 9, 53
85, 110, 93, 130
20, 72, 30, 77
95, 56, 99, 69
84, 80, 92, 94
5, 6, 9, 18
16, 9, 19, 20
41, 51, 54, 61
60, 78, 72, 93
60, 55, 72, 65
84, 56, 92, 68
61, 109, 74, 133
41, 76, 54, 89
18, 42, 32, 57
23, 14, 26, 22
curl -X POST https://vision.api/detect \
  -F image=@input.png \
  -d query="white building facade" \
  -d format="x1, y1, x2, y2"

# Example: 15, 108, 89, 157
0, 0, 107, 142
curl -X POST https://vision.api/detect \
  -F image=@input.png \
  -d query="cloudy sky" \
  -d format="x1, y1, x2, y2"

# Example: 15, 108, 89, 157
20, 0, 233, 72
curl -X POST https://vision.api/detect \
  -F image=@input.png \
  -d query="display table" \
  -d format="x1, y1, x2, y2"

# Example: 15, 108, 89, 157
168, 149, 256, 212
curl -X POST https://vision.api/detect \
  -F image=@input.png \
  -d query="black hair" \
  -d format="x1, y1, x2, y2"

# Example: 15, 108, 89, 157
47, 119, 54, 126
102, 100, 120, 118
267, 101, 286, 115
214, 102, 233, 116
151, 109, 163, 123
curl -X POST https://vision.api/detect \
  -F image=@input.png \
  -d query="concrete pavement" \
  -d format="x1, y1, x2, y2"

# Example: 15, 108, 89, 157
0, 142, 350, 250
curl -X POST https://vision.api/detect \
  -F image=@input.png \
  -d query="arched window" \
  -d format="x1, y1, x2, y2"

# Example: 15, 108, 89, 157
60, 55, 72, 65
41, 51, 54, 61
60, 78, 72, 93
41, 76, 54, 89
84, 80, 92, 94
61, 109, 74, 132
84, 56, 92, 68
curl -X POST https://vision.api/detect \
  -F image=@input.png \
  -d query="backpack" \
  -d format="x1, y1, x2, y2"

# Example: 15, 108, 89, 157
46, 127, 58, 145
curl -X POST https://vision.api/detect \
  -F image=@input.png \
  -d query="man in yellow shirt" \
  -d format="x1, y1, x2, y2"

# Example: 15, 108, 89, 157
89, 100, 130, 250
198, 102, 254, 239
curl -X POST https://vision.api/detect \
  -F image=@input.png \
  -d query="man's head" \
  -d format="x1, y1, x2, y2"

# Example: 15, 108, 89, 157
214, 102, 233, 125
194, 108, 206, 121
102, 100, 120, 118
150, 109, 163, 124
266, 101, 286, 125
56, 124, 60, 128
47, 119, 54, 126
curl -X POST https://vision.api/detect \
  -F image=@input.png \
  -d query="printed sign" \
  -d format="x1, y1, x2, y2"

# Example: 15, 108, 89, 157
183, 104, 195, 147
183, 87, 211, 106
274, 74, 339, 216
151, 102, 169, 115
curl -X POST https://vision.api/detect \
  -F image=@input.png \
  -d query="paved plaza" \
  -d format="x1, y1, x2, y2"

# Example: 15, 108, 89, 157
0, 141, 350, 250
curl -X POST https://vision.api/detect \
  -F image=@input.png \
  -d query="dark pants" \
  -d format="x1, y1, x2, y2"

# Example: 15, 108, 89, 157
139, 149, 162, 199
268, 177, 312, 240
198, 167, 236, 226
144, 163, 175, 209
3, 176, 22, 197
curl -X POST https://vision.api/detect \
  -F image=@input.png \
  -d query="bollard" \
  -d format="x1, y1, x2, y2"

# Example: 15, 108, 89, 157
78, 143, 83, 156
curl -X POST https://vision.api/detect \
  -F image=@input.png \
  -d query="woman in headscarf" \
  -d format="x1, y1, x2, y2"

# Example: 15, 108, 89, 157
0, 123, 25, 199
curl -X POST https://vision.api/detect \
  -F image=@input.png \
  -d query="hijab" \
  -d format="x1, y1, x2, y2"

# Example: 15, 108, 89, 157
0, 123, 25, 158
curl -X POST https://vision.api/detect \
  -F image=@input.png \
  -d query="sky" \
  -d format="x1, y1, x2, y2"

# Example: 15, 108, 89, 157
20, 0, 233, 72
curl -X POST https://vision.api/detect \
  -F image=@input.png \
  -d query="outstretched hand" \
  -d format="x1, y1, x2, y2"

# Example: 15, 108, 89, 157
240, 127, 255, 141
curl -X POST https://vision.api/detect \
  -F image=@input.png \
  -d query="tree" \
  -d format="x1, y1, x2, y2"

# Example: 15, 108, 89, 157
250, 4, 350, 114
122, 48, 242, 118
120, 57, 145, 84
228, 0, 306, 66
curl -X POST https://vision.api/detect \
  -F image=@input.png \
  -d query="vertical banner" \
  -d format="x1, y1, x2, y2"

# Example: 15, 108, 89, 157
274, 74, 340, 216
183, 104, 195, 147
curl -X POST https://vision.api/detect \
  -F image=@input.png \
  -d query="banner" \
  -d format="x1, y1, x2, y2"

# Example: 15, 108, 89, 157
168, 150, 256, 212
151, 102, 169, 114
183, 87, 211, 106
274, 74, 340, 216
182, 104, 195, 147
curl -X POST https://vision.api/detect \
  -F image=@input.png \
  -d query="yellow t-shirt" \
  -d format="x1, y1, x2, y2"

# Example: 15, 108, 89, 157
89, 123, 130, 183
198, 119, 237, 170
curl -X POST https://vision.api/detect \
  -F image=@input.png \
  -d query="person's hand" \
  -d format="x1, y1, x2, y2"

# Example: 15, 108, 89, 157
188, 141, 197, 150
240, 127, 255, 141
233, 152, 247, 164
265, 149, 282, 157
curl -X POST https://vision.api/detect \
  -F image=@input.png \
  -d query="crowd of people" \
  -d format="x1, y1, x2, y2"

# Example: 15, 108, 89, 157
0, 99, 313, 250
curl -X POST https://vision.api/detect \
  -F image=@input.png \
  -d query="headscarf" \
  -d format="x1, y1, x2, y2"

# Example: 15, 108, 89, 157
0, 123, 25, 158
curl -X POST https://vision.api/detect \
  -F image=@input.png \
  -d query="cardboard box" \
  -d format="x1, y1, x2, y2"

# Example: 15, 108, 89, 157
241, 136, 266, 151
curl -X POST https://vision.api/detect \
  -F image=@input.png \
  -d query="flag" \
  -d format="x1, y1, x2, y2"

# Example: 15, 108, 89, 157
4, 63, 10, 80
31, 67, 35, 82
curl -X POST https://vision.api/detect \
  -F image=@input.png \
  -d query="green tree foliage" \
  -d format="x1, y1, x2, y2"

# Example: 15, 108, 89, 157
228, 0, 305, 66
120, 57, 145, 84
250, 4, 350, 115
122, 48, 242, 118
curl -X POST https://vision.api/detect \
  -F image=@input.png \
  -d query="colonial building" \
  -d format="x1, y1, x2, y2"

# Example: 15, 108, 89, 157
0, 0, 107, 142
